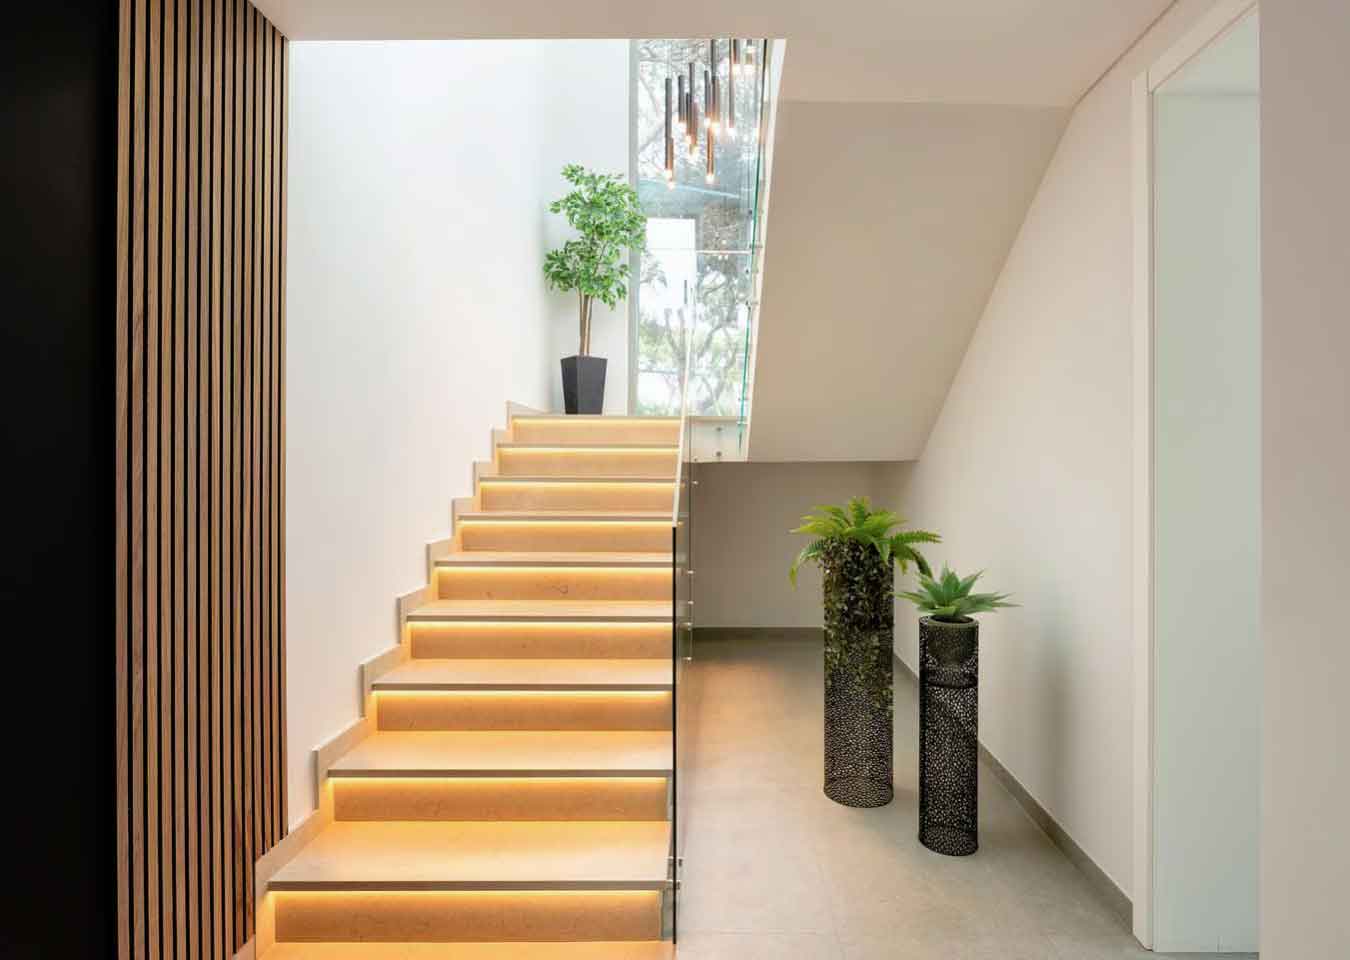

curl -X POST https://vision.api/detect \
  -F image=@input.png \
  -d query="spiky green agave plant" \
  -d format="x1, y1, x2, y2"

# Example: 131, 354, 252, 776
788, 497, 940, 587
897, 565, 1017, 622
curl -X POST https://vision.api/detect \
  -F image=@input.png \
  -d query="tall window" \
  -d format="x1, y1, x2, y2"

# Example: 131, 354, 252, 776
632, 40, 768, 417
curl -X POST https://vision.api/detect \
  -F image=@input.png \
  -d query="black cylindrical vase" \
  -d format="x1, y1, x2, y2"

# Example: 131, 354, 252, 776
820, 540, 894, 807
918, 616, 979, 855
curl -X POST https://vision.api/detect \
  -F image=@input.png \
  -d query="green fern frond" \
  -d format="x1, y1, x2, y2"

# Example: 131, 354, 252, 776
787, 498, 940, 587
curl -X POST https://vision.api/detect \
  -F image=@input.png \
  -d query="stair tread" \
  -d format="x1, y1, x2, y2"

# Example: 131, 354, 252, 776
512, 415, 680, 422
409, 599, 671, 622
269, 820, 672, 890
497, 442, 677, 450
478, 476, 675, 483
329, 730, 673, 777
374, 659, 672, 691
267, 944, 673, 959
436, 552, 672, 568
458, 510, 672, 521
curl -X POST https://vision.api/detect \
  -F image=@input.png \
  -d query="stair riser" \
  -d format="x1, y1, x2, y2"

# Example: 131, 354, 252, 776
458, 522, 671, 553
376, 692, 673, 732
480, 481, 674, 512
331, 777, 669, 821
511, 419, 681, 445
496, 449, 677, 478
436, 568, 671, 602
410, 623, 670, 659
273, 890, 663, 942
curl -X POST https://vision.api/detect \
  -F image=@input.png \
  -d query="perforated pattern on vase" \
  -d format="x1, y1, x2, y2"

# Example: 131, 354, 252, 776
821, 540, 895, 808
918, 618, 979, 855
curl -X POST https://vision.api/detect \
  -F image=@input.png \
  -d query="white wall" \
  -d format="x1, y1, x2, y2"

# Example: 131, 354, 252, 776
690, 461, 904, 628
285, 40, 628, 827
877, 0, 1218, 897
1152, 86, 1260, 952
539, 47, 632, 415
1260, 2, 1350, 955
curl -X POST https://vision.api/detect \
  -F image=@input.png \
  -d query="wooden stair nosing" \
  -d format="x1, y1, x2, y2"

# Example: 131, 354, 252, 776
496, 442, 678, 451
407, 600, 672, 623
456, 510, 672, 523
435, 551, 672, 569
373, 658, 673, 693
267, 820, 672, 892
265, 943, 675, 959
327, 730, 674, 779
476, 475, 676, 484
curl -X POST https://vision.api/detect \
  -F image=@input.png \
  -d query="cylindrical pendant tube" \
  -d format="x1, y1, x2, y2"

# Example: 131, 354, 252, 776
711, 75, 720, 132
727, 49, 736, 134
664, 76, 674, 179
705, 124, 715, 184
688, 95, 698, 155
677, 73, 686, 130
732, 38, 741, 72
707, 67, 718, 129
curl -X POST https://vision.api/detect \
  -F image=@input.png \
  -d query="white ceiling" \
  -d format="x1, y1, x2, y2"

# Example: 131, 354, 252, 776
256, 0, 1175, 106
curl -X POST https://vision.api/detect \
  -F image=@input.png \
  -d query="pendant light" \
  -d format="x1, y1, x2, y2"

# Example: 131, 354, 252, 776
677, 72, 686, 135
664, 76, 675, 185
687, 62, 696, 146
727, 38, 736, 137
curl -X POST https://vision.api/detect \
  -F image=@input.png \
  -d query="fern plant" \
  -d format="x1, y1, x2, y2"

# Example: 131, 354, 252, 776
898, 565, 1016, 622
789, 497, 939, 587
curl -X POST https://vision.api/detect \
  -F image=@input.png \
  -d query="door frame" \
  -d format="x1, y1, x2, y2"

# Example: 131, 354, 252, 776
1130, 0, 1258, 947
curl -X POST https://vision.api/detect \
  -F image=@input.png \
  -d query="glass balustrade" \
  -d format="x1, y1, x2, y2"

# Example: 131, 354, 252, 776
633, 39, 776, 461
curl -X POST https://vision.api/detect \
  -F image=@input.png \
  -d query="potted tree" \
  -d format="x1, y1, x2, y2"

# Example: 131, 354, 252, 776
543, 164, 647, 414
899, 566, 1015, 856
789, 498, 939, 808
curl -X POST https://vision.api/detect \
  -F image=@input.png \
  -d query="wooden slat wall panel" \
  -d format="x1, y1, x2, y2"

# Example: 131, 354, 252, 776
115, 1, 287, 956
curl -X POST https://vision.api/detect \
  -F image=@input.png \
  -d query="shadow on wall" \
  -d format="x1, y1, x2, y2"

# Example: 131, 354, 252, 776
689, 460, 916, 629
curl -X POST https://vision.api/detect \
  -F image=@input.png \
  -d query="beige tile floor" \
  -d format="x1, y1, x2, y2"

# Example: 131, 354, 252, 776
672, 630, 1255, 960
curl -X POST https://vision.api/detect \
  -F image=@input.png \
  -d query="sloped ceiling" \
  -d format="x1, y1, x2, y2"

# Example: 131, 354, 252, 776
748, 101, 1068, 461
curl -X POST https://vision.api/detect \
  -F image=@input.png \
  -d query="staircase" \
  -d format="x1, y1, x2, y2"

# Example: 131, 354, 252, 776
264, 413, 681, 958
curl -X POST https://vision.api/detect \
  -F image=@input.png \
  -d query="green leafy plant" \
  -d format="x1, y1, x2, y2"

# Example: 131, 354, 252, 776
789, 497, 940, 587
543, 164, 647, 356
898, 565, 1016, 622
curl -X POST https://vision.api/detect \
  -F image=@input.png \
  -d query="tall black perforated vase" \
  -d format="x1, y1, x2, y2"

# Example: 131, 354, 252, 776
918, 616, 979, 855
820, 540, 895, 807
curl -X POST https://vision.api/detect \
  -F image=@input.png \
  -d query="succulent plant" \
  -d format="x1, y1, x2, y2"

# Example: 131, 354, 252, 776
898, 565, 1016, 622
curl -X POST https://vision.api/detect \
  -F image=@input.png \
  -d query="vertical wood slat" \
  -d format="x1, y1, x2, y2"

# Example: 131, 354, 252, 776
209, 0, 224, 952
116, 0, 134, 955
116, 0, 287, 955
172, 0, 188, 954
130, 1, 147, 956
222, 0, 237, 950
145, 2, 161, 953
183, 1, 200, 954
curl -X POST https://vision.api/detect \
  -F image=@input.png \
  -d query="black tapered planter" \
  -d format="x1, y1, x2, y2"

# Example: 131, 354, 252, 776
918, 616, 979, 855
561, 355, 607, 415
821, 540, 894, 807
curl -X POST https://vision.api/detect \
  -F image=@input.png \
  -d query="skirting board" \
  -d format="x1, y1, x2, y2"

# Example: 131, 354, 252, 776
693, 628, 1130, 926
890, 651, 1133, 926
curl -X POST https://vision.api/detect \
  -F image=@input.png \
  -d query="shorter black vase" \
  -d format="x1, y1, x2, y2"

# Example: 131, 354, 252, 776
918, 616, 979, 855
